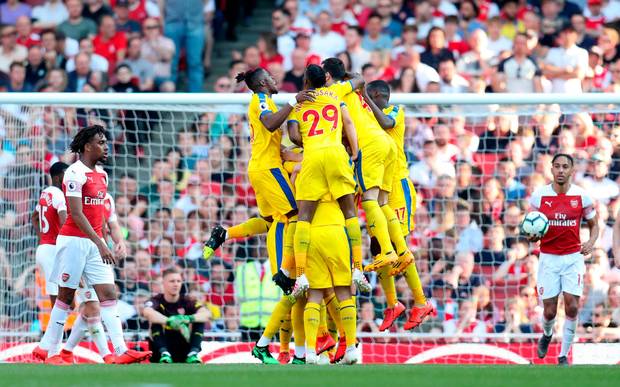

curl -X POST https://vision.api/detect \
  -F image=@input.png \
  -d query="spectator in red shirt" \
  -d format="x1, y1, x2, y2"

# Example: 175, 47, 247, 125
15, 15, 40, 48
257, 32, 283, 69
93, 14, 127, 75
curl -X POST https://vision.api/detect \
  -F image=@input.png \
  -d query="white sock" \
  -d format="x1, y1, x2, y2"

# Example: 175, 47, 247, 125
64, 314, 87, 351
306, 349, 316, 357
40, 300, 70, 356
346, 344, 356, 352
100, 300, 128, 355
256, 335, 271, 347
86, 315, 111, 357
295, 345, 305, 358
542, 318, 555, 336
560, 317, 577, 357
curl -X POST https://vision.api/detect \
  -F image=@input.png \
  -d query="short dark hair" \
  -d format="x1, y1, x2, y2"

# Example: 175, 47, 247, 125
367, 12, 381, 22
367, 79, 390, 96
347, 25, 365, 37
305, 64, 326, 88
162, 266, 181, 278
9, 61, 24, 71
69, 125, 107, 154
322, 57, 346, 81
551, 153, 574, 166
49, 162, 69, 179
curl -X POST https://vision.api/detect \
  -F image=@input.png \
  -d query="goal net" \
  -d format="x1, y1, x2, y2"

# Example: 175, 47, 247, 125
0, 93, 619, 365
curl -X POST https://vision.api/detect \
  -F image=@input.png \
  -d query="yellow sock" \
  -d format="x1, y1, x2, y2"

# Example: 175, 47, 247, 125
304, 302, 321, 352
292, 297, 306, 349
282, 217, 297, 275
404, 260, 427, 306
381, 204, 408, 255
294, 221, 310, 276
279, 313, 292, 352
325, 293, 345, 337
361, 201, 392, 255
227, 217, 271, 239
378, 266, 398, 307
339, 298, 357, 347
263, 296, 294, 339
318, 301, 329, 337
345, 217, 363, 270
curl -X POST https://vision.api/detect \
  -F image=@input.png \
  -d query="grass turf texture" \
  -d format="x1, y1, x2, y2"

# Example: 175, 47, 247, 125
2, 364, 620, 387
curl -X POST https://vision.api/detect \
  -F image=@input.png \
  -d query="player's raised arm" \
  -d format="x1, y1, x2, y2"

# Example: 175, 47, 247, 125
259, 89, 315, 131
362, 86, 395, 130
345, 71, 365, 91
341, 104, 358, 161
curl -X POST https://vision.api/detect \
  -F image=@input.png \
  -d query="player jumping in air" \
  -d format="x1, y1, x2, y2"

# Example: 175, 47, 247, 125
364, 80, 436, 330
203, 67, 315, 294
286, 64, 369, 297
528, 153, 598, 366
35, 125, 151, 365
322, 57, 415, 273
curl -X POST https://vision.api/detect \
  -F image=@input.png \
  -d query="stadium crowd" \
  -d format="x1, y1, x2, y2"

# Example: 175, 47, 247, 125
0, 0, 620, 346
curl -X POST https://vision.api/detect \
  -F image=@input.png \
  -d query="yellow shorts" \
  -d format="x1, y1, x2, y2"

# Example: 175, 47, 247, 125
249, 167, 297, 218
295, 146, 355, 201
388, 176, 417, 236
307, 225, 352, 289
266, 220, 286, 277
356, 134, 396, 193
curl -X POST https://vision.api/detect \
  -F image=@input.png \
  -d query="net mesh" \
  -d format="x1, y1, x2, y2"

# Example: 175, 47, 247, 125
1, 99, 619, 364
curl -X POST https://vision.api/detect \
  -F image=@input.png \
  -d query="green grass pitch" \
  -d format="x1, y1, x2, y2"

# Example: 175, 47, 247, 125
2, 364, 620, 387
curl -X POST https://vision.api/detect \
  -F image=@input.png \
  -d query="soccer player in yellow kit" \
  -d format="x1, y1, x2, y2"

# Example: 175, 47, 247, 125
201, 67, 313, 364
364, 80, 436, 330
286, 64, 369, 298
303, 197, 359, 365
321, 57, 415, 273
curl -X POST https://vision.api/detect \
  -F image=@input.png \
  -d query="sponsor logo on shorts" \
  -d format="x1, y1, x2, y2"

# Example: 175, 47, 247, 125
85, 291, 92, 299
62, 273, 70, 282
539, 287, 544, 296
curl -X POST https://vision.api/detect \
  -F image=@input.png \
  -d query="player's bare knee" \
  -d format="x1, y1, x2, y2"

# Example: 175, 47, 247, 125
543, 308, 557, 321
81, 301, 100, 318
337, 195, 356, 218
362, 188, 379, 201
93, 284, 116, 302
378, 190, 389, 205
57, 287, 76, 306
333, 286, 352, 302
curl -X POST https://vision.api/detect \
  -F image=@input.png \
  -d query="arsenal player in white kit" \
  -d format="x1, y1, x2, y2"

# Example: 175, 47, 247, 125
32, 162, 69, 306
528, 154, 599, 365
34, 125, 151, 365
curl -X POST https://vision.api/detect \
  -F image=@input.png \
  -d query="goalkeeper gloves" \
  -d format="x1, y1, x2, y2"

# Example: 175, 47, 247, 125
166, 314, 195, 330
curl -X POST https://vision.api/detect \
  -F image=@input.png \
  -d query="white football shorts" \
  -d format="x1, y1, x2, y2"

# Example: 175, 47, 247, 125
537, 251, 585, 300
36, 244, 58, 296
51, 235, 114, 289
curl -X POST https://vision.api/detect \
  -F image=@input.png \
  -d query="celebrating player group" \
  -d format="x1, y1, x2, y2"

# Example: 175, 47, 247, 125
202, 57, 435, 365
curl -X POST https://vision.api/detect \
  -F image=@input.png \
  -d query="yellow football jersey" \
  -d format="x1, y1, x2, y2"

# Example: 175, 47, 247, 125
342, 89, 384, 146
312, 196, 345, 227
384, 104, 408, 179
247, 93, 283, 172
288, 83, 351, 151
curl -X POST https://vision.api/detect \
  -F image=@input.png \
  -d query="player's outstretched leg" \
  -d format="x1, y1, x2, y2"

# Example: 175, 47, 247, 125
361, 190, 398, 272
203, 217, 272, 260
252, 296, 293, 364
402, 263, 436, 330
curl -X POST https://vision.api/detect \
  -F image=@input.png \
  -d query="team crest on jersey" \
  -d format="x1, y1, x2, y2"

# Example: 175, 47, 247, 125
104, 201, 111, 210
62, 273, 70, 282
570, 200, 578, 208
97, 191, 105, 199
177, 308, 185, 315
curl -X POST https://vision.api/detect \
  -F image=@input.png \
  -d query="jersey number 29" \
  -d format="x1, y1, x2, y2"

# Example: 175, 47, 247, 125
302, 105, 339, 137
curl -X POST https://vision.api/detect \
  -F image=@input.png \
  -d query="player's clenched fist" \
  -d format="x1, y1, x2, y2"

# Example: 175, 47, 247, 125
295, 90, 315, 103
